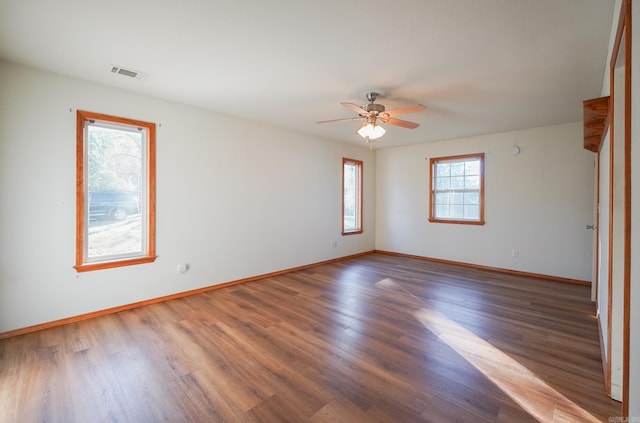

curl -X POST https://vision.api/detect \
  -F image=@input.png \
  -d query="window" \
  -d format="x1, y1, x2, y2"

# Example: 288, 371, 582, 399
429, 153, 485, 225
75, 110, 156, 271
342, 158, 363, 234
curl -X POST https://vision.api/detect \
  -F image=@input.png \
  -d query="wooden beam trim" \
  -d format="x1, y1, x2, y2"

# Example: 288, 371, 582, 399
583, 96, 611, 152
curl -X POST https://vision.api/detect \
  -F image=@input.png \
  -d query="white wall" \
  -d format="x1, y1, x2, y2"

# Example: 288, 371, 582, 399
0, 60, 375, 333
375, 122, 595, 281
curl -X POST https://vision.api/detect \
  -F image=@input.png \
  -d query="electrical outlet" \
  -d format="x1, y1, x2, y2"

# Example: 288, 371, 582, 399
177, 264, 189, 274
330, 241, 338, 248
511, 249, 519, 258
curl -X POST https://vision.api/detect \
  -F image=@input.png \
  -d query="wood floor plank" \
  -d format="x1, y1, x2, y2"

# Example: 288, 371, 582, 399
0, 253, 621, 422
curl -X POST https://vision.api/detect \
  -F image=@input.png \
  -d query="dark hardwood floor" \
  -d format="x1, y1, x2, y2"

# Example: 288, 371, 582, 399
0, 253, 621, 422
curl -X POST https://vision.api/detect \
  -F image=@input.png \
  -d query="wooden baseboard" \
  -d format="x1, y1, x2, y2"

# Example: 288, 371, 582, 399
0, 249, 590, 340
374, 250, 591, 286
0, 251, 374, 340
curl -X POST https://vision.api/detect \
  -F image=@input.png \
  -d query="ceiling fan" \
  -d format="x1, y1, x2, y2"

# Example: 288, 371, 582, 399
317, 91, 427, 145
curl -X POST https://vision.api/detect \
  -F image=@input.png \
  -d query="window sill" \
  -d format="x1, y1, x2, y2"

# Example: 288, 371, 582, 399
75, 255, 157, 272
428, 218, 485, 226
342, 230, 363, 236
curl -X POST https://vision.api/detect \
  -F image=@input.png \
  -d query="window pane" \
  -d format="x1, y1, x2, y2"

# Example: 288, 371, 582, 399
451, 176, 465, 190
450, 162, 465, 176
435, 177, 449, 190
464, 192, 479, 205
343, 159, 362, 234
464, 205, 479, 219
343, 164, 356, 230
465, 160, 480, 175
435, 205, 449, 218
451, 192, 464, 204
435, 192, 449, 205
435, 163, 450, 177
86, 124, 145, 260
450, 205, 464, 218
87, 192, 142, 258
465, 175, 480, 189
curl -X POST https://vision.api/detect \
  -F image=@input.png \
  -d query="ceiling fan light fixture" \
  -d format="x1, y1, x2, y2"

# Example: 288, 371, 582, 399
357, 123, 385, 140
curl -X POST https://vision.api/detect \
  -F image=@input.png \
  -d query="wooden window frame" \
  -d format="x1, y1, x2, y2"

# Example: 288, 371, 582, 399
429, 153, 485, 225
342, 158, 363, 235
75, 110, 157, 272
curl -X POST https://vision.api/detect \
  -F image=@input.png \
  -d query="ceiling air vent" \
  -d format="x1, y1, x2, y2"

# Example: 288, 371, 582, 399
109, 65, 148, 81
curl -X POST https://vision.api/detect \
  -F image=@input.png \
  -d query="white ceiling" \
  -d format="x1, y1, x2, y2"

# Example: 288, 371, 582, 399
0, 0, 614, 149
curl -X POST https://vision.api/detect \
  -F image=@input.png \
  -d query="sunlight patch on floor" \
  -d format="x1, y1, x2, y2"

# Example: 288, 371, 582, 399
374, 278, 398, 288
413, 307, 600, 423
373, 276, 602, 422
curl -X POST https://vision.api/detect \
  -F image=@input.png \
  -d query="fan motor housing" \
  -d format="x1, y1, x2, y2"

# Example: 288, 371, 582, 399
364, 103, 385, 114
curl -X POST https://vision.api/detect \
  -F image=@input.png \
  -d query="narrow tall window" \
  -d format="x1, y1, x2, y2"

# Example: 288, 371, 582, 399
343, 158, 363, 235
429, 153, 485, 225
75, 110, 156, 271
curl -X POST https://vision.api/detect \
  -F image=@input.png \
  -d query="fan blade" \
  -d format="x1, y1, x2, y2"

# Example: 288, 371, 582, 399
341, 102, 369, 115
383, 117, 420, 129
384, 104, 426, 117
317, 116, 365, 124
